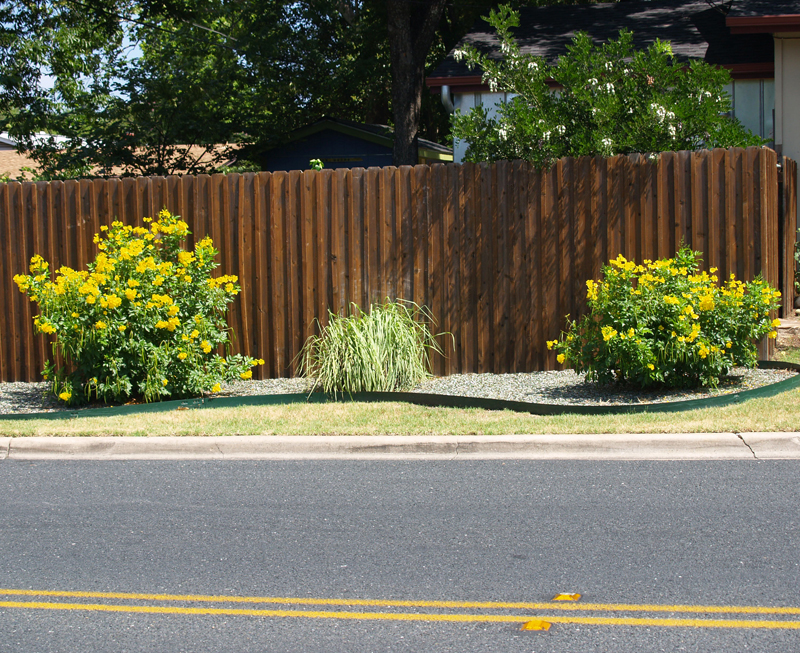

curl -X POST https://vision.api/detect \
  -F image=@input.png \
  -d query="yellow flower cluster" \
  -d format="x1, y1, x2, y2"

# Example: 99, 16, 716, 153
586, 279, 599, 301
155, 317, 181, 331
33, 316, 56, 334
14, 208, 264, 404
601, 325, 617, 341
207, 274, 240, 294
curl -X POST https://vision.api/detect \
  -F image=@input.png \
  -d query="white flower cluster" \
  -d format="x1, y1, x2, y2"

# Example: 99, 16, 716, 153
542, 125, 566, 142
601, 82, 615, 94
453, 49, 465, 62
498, 127, 508, 141
651, 103, 676, 123
601, 137, 613, 148
527, 61, 539, 71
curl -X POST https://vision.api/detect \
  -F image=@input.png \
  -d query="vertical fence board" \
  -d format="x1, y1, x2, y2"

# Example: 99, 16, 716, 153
623, 154, 638, 262
510, 160, 526, 372
461, 163, 477, 373
348, 169, 365, 312
690, 151, 706, 266
725, 149, 739, 279
673, 151, 691, 254
441, 164, 458, 375
315, 170, 331, 331
542, 163, 559, 370
494, 161, 510, 373
607, 155, 623, 260
557, 158, 573, 339
330, 169, 347, 317
413, 165, 429, 312
237, 173, 253, 363
252, 173, 269, 378
528, 165, 544, 372
428, 164, 444, 376
781, 156, 797, 315
476, 163, 492, 373
0, 185, 10, 379
269, 172, 287, 376
742, 149, 755, 281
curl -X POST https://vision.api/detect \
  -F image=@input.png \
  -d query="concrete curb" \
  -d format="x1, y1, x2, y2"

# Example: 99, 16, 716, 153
3, 432, 800, 460
740, 432, 800, 458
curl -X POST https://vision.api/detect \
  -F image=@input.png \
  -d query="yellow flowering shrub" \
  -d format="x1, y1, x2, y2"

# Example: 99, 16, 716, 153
547, 247, 782, 388
13, 210, 264, 405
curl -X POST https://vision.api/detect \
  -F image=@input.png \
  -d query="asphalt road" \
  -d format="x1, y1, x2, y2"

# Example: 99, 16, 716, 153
1, 460, 799, 652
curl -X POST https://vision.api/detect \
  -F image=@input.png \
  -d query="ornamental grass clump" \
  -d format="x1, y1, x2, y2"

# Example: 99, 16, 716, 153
547, 247, 782, 389
298, 300, 446, 396
14, 209, 263, 405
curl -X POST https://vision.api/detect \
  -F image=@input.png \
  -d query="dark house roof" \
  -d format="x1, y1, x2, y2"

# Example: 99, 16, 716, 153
428, 0, 776, 89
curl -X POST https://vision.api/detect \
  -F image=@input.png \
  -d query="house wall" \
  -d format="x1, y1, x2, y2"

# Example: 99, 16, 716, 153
774, 35, 800, 163
724, 79, 775, 143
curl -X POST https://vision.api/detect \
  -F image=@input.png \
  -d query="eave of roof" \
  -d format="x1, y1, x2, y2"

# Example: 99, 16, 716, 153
727, 15, 800, 34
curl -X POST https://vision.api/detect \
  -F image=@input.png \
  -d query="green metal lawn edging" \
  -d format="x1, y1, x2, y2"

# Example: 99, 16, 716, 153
2, 361, 799, 422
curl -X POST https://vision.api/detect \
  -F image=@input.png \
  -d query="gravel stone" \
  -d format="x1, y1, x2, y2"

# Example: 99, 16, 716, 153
0, 367, 795, 416
412, 367, 798, 406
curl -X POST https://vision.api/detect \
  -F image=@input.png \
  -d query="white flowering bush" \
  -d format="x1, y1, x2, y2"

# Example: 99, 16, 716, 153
451, 5, 764, 166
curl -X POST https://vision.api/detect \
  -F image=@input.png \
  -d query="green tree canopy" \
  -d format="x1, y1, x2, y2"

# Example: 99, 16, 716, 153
2, 0, 514, 177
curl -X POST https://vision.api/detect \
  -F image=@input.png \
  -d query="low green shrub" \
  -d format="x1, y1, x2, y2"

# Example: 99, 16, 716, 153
14, 209, 263, 405
547, 247, 782, 388
298, 300, 446, 395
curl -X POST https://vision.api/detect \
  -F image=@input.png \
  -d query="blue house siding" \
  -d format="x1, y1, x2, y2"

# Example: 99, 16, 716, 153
262, 129, 393, 172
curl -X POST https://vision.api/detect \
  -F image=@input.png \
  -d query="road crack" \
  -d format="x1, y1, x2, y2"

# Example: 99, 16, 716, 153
737, 433, 758, 459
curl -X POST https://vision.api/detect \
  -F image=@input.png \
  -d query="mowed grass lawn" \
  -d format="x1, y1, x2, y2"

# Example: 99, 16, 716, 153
1, 386, 798, 437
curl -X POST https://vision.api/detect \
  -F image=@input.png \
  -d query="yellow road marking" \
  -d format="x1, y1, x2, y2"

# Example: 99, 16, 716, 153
2, 600, 800, 629
0, 588, 799, 616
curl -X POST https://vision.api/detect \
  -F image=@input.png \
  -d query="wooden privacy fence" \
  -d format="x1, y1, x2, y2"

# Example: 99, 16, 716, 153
0, 146, 796, 382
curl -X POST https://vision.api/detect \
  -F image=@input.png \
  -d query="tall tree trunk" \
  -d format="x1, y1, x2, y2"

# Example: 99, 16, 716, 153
386, 0, 447, 166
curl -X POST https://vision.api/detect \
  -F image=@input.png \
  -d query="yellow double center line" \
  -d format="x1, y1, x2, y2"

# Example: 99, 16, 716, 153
2, 588, 800, 630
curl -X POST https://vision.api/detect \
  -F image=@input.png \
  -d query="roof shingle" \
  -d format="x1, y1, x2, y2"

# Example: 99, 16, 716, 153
430, 0, 773, 80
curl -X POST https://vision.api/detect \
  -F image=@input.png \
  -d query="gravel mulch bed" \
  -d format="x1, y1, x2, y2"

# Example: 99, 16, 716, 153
0, 367, 796, 416
412, 367, 798, 406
